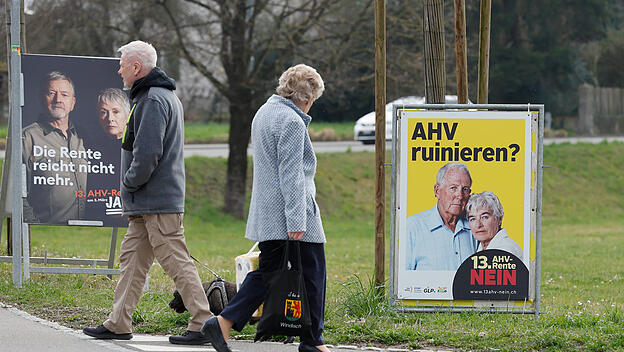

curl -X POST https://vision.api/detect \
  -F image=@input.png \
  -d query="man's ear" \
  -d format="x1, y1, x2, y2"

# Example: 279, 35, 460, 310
68, 96, 76, 112
434, 183, 440, 198
133, 61, 142, 76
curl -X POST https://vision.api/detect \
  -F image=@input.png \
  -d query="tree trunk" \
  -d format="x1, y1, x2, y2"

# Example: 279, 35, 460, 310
423, 0, 446, 104
477, 0, 492, 104
224, 95, 254, 219
374, 0, 386, 293
454, 0, 468, 104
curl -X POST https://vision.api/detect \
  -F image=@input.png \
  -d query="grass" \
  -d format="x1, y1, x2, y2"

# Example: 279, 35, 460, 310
182, 121, 355, 144
183, 122, 231, 144
1, 142, 624, 351
0, 121, 355, 146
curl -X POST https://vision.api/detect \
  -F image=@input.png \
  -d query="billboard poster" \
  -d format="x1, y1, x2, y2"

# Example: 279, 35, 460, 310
394, 109, 536, 305
21, 54, 127, 227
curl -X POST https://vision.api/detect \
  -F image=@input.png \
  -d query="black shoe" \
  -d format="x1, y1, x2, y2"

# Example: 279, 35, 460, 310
299, 342, 323, 352
169, 330, 211, 345
201, 317, 232, 352
83, 325, 133, 340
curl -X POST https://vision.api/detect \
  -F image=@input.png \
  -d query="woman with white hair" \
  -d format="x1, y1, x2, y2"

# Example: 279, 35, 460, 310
96, 88, 130, 140
466, 191, 523, 259
202, 64, 330, 352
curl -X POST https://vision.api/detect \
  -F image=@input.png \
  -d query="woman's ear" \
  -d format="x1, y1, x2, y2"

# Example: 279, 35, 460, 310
304, 98, 314, 113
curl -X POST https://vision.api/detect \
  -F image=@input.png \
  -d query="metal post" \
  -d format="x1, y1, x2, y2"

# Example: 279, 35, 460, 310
1, 0, 11, 254
535, 106, 544, 317
388, 105, 399, 306
374, 0, 386, 290
107, 227, 118, 279
22, 222, 29, 281
9, 0, 23, 288
143, 272, 150, 291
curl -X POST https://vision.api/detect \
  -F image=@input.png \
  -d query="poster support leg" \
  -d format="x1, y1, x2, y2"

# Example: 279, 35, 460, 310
11, 215, 21, 288
144, 271, 149, 291
0, 148, 10, 243
8, 0, 24, 288
107, 227, 118, 279
22, 222, 29, 281
7, 218, 11, 255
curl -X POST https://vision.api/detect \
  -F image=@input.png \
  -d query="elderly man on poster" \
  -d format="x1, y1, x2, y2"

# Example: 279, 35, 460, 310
22, 71, 87, 224
405, 162, 477, 271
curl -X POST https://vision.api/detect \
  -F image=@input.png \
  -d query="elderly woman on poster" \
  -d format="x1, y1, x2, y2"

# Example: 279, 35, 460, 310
466, 191, 523, 259
201, 64, 330, 352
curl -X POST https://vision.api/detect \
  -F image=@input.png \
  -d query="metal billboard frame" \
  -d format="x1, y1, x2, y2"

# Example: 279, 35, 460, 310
389, 103, 543, 315
0, 0, 121, 287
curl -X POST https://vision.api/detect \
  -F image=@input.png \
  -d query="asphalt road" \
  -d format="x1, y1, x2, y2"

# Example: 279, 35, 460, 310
2, 137, 624, 159
182, 140, 394, 158
107, 136, 624, 159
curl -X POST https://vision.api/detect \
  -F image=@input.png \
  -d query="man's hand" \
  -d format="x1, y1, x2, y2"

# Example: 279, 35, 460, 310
288, 231, 303, 241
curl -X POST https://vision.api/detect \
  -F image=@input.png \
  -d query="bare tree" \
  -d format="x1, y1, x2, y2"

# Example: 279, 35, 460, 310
13, 0, 372, 218
159, 0, 372, 218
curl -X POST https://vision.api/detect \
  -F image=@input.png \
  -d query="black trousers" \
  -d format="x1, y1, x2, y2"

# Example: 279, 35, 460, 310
220, 240, 326, 346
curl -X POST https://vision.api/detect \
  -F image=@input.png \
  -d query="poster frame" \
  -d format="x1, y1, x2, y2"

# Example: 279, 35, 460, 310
0, 50, 125, 287
389, 104, 543, 315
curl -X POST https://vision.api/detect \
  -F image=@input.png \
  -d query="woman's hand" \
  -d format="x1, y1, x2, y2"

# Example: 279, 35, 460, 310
288, 231, 303, 241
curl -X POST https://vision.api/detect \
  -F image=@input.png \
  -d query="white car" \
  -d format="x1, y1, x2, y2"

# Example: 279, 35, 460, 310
353, 95, 464, 144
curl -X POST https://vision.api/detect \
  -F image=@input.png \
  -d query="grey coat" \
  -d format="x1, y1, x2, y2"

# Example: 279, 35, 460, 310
245, 95, 326, 243
120, 68, 185, 215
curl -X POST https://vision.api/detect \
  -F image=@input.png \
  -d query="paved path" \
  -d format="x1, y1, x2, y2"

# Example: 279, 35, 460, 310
0, 303, 130, 352
0, 303, 450, 352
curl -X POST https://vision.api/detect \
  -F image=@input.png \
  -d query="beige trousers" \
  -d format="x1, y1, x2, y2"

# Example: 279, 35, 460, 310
103, 213, 212, 333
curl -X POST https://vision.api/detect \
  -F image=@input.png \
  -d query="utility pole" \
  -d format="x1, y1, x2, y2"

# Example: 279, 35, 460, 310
423, 0, 445, 104
374, 0, 386, 291
478, 0, 491, 104
454, 0, 468, 104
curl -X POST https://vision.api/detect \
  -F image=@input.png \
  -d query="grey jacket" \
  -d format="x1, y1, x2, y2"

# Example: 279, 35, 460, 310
120, 68, 185, 215
245, 95, 326, 243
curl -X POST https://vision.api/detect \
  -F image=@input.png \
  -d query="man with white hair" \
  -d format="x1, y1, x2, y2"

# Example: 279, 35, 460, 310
83, 40, 212, 345
405, 162, 478, 271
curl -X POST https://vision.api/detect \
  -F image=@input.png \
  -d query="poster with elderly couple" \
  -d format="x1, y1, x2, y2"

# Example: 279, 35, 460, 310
394, 109, 537, 304
21, 54, 128, 227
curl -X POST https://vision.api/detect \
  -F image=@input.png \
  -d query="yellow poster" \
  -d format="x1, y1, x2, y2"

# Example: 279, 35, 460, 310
395, 110, 534, 303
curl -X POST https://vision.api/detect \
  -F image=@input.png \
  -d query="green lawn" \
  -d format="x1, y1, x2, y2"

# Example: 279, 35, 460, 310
1, 143, 623, 351
184, 121, 355, 144
0, 121, 355, 145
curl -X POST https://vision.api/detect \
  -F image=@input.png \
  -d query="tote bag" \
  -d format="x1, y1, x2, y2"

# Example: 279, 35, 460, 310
254, 239, 312, 341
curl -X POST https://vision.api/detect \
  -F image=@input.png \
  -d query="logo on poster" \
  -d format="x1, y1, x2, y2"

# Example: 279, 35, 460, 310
105, 196, 122, 216
403, 286, 423, 294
